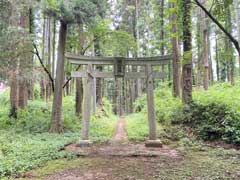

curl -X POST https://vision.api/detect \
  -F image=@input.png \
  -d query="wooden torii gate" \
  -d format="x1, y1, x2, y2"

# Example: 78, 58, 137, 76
66, 53, 172, 147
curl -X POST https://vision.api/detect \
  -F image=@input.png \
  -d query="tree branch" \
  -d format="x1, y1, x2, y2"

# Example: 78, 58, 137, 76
62, 35, 101, 89
193, 0, 240, 55
33, 43, 55, 92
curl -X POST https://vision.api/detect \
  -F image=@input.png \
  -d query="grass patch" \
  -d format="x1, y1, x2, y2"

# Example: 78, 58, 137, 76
0, 91, 117, 178
125, 113, 163, 141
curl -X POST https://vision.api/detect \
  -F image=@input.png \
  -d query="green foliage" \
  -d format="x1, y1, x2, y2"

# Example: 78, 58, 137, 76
100, 29, 137, 56
41, 0, 107, 23
134, 82, 240, 145
125, 113, 149, 141
0, 131, 78, 177
134, 84, 182, 124
173, 83, 240, 144
0, 91, 117, 177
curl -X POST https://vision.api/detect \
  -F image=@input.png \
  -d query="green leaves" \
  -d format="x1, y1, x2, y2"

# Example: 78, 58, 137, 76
41, 0, 107, 23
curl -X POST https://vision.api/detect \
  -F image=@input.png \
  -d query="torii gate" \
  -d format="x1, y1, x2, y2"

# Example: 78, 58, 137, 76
66, 53, 172, 147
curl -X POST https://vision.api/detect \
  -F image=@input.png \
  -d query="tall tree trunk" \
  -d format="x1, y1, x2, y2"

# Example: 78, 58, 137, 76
182, 0, 193, 104
75, 24, 84, 116
28, 8, 35, 100
52, 18, 56, 79
201, 0, 209, 90
170, 1, 180, 97
46, 16, 52, 100
225, 6, 234, 85
40, 17, 46, 100
207, 21, 214, 83
9, 70, 18, 118
76, 77, 83, 116
196, 7, 202, 89
94, 36, 103, 106
50, 20, 67, 133
160, 0, 165, 81
18, 9, 29, 109
215, 32, 220, 81
234, 0, 240, 76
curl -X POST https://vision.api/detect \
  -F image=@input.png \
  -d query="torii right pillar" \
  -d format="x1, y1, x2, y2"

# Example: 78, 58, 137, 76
145, 65, 163, 148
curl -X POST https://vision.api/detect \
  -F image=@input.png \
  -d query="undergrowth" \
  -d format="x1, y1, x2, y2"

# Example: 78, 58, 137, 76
0, 90, 117, 177
133, 82, 240, 145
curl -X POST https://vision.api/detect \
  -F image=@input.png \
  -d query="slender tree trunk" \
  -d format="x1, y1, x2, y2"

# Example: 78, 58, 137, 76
207, 21, 214, 83
170, 2, 180, 97
234, 0, 240, 76
196, 7, 202, 89
9, 70, 18, 118
160, 0, 165, 81
182, 0, 193, 104
225, 6, 234, 85
28, 8, 34, 100
40, 17, 46, 100
18, 9, 29, 109
52, 18, 56, 79
76, 77, 83, 116
50, 20, 67, 133
75, 24, 84, 116
46, 16, 52, 101
215, 33, 220, 81
201, 0, 209, 90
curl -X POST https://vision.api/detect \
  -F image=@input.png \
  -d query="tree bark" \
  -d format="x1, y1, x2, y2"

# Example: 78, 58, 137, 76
18, 9, 29, 109
9, 70, 18, 118
215, 32, 220, 81
182, 0, 193, 104
170, 2, 180, 97
50, 20, 67, 133
234, 0, 240, 76
75, 24, 84, 116
196, 7, 202, 89
46, 16, 52, 101
40, 17, 46, 100
201, 0, 209, 90
76, 77, 83, 116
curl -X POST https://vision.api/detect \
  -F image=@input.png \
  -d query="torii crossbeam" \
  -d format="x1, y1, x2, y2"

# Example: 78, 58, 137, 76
66, 53, 172, 147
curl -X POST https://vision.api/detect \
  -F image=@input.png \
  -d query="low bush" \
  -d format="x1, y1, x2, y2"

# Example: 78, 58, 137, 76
174, 102, 240, 144
134, 84, 182, 125
0, 131, 78, 177
0, 91, 117, 177
134, 82, 240, 145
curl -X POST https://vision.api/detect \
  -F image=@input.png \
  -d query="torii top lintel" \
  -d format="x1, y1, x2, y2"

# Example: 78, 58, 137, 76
65, 53, 172, 66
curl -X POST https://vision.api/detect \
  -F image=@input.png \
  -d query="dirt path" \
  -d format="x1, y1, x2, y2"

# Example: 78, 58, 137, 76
110, 117, 128, 143
39, 118, 182, 180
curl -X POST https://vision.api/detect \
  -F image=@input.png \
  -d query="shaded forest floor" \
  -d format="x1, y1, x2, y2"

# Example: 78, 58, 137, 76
18, 118, 240, 180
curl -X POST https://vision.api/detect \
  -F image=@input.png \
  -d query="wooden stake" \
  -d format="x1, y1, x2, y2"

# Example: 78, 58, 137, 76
93, 77, 97, 115
146, 65, 157, 140
81, 64, 93, 140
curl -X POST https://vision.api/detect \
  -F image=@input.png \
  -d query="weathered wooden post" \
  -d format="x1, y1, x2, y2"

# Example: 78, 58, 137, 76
79, 64, 93, 147
92, 77, 97, 115
145, 65, 162, 147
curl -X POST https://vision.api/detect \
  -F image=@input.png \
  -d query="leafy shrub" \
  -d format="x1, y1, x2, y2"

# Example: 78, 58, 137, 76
174, 102, 240, 144
0, 131, 78, 177
134, 82, 240, 145
134, 85, 182, 124
125, 113, 149, 141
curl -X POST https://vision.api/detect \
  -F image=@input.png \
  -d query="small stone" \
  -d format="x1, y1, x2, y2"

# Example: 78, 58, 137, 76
145, 140, 163, 148
76, 140, 93, 147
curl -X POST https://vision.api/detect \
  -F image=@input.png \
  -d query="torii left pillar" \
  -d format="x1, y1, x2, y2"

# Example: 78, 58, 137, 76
78, 64, 93, 147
